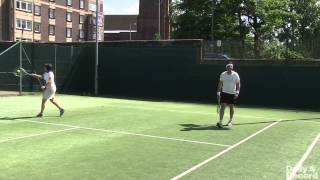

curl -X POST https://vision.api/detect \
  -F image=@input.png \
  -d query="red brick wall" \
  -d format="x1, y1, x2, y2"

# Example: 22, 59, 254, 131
55, 8, 67, 42
40, 6, 49, 42
137, 0, 170, 40
72, 13, 79, 41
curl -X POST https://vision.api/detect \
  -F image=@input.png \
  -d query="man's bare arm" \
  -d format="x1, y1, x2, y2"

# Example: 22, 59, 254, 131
217, 80, 223, 94
236, 81, 241, 94
234, 81, 241, 99
30, 74, 42, 79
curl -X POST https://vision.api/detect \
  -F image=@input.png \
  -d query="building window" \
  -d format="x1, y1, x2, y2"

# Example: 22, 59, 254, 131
49, 8, 55, 19
21, 2, 26, 9
79, 0, 84, 9
88, 3, 96, 11
27, 3, 32, 12
15, 38, 32, 42
49, 25, 55, 35
98, 16, 103, 26
90, 16, 96, 25
100, 4, 103, 12
16, 0, 32, 12
79, 15, 85, 24
66, 0, 72, 6
98, 32, 103, 41
66, 12, 72, 22
34, 22, 41, 33
34, 5, 41, 16
79, 29, 84, 39
16, 1, 20, 8
16, 19, 32, 30
66, 28, 72, 37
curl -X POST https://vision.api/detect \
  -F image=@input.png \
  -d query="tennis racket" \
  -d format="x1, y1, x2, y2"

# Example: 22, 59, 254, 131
13, 67, 31, 77
13, 67, 43, 87
217, 95, 221, 115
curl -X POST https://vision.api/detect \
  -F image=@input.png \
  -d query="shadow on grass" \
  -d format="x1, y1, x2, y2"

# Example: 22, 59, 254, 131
0, 116, 36, 120
180, 117, 320, 131
180, 124, 230, 131
0, 116, 59, 120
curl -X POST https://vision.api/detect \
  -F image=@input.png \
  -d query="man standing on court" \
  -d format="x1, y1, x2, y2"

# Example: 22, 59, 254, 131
216, 63, 241, 128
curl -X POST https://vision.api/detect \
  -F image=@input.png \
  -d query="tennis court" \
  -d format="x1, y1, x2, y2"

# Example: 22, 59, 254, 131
0, 94, 319, 180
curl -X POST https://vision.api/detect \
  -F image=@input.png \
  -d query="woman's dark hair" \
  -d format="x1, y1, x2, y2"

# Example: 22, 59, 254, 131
44, 64, 53, 72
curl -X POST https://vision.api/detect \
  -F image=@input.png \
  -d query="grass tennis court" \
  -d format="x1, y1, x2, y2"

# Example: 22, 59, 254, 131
0, 94, 319, 180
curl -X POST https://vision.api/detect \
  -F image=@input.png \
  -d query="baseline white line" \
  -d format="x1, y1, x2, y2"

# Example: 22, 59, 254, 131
171, 119, 282, 180
0, 127, 79, 144
108, 105, 280, 120
287, 133, 320, 180
18, 119, 231, 148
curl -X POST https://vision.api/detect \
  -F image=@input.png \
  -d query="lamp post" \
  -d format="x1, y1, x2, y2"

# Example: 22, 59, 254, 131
158, 0, 161, 39
94, 0, 99, 96
211, 0, 214, 48
19, 24, 25, 95
211, 0, 221, 48
130, 23, 136, 40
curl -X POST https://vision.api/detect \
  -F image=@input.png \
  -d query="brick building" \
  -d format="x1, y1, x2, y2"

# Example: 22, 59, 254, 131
0, 0, 104, 42
104, 15, 137, 40
104, 0, 171, 41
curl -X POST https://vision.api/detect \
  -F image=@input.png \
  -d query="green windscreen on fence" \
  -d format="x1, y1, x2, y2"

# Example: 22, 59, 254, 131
0, 40, 319, 109
0, 42, 79, 93
0, 42, 20, 91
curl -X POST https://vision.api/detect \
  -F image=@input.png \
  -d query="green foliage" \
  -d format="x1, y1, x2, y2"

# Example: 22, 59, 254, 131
171, 0, 240, 40
171, 0, 320, 60
262, 39, 285, 60
154, 33, 161, 40
284, 49, 305, 60
262, 39, 303, 60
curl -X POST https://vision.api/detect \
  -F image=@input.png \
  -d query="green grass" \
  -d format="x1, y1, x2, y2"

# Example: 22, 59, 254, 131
0, 94, 319, 180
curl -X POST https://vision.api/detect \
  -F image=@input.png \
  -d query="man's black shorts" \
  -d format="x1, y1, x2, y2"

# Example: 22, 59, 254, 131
220, 92, 236, 104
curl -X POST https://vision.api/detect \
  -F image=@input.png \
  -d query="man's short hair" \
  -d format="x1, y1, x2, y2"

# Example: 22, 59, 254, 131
44, 63, 53, 72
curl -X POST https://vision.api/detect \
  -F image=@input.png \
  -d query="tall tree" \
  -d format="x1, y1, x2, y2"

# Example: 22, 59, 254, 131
240, 0, 290, 57
171, 0, 320, 59
171, 0, 239, 40
282, 0, 320, 58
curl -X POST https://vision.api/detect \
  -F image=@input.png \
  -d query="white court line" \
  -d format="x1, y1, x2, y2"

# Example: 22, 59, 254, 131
171, 119, 282, 180
0, 127, 78, 144
287, 133, 320, 180
108, 105, 280, 120
18, 119, 231, 148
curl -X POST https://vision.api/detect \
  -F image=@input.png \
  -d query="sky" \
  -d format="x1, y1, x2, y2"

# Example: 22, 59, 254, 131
104, 0, 139, 15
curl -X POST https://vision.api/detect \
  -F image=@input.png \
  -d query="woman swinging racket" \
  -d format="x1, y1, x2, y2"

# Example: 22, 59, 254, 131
30, 64, 64, 117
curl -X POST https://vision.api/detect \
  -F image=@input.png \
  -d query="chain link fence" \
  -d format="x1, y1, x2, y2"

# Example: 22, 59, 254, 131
203, 39, 320, 60
0, 42, 81, 94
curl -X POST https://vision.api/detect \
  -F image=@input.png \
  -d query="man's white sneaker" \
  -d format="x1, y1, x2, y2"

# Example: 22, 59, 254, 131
226, 122, 232, 127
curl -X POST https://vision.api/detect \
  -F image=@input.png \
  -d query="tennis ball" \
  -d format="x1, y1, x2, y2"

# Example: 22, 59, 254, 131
17, 70, 20, 73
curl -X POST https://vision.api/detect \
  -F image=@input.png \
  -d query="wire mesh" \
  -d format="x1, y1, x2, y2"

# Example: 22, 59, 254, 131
0, 42, 79, 94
